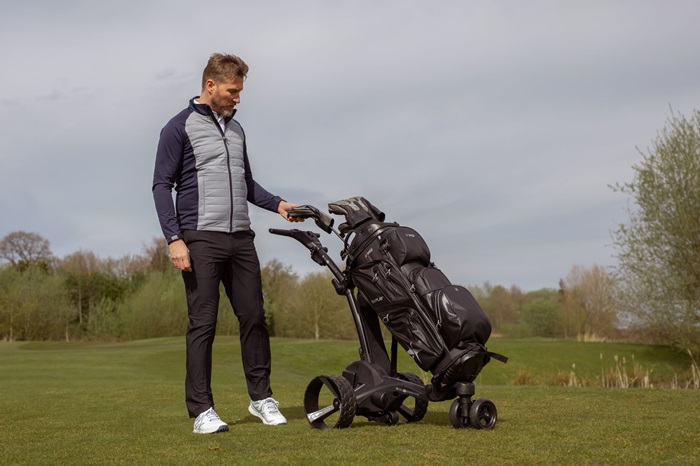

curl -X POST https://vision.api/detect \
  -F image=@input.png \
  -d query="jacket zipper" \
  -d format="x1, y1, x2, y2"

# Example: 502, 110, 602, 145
212, 114, 234, 233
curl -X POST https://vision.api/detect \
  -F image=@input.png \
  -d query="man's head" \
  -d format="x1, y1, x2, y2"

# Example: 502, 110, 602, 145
199, 53, 249, 118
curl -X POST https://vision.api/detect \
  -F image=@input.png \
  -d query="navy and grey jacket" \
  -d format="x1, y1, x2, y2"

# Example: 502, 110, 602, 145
152, 98, 282, 243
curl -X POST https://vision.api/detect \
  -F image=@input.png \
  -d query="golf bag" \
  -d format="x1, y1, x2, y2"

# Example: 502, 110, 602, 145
330, 197, 504, 395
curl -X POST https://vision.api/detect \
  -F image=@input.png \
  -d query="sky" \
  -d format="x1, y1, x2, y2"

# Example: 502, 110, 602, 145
1, 1, 699, 291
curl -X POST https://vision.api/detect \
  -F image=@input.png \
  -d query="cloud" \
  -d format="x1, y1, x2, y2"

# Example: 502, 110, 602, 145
1, 0, 699, 290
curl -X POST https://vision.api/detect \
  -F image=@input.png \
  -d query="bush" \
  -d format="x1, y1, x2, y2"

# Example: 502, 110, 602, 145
117, 270, 187, 339
501, 322, 533, 338
520, 297, 560, 337
0, 265, 75, 341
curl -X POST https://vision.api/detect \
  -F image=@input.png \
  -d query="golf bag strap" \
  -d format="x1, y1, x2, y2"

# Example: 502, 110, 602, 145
391, 336, 398, 376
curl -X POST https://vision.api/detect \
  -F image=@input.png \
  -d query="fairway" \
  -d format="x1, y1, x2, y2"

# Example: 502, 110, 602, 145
1, 337, 698, 465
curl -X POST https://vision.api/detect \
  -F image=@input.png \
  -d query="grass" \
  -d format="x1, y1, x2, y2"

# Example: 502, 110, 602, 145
1, 337, 699, 465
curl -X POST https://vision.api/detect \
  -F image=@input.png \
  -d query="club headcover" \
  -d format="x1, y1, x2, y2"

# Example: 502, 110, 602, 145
328, 196, 385, 231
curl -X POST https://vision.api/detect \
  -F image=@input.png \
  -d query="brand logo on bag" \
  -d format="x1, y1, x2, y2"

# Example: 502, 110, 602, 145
364, 248, 374, 259
371, 296, 384, 304
405, 233, 415, 238
406, 344, 422, 364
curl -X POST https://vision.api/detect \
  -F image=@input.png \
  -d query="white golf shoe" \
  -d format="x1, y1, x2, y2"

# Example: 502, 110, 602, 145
248, 397, 287, 425
193, 407, 229, 434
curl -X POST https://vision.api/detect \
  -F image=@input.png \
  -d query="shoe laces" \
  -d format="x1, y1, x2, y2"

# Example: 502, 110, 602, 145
259, 398, 280, 414
201, 408, 221, 423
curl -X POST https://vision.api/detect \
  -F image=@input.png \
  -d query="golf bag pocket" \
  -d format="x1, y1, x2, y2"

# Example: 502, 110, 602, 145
410, 266, 491, 347
352, 261, 413, 312
382, 226, 431, 266
352, 225, 431, 267
410, 266, 453, 313
433, 285, 492, 347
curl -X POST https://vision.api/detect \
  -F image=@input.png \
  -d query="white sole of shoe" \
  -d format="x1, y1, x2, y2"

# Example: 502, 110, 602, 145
193, 424, 229, 434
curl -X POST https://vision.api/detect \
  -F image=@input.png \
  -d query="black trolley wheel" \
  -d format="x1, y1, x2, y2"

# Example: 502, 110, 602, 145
397, 372, 429, 423
448, 398, 470, 429
304, 375, 357, 430
385, 410, 400, 425
469, 398, 498, 430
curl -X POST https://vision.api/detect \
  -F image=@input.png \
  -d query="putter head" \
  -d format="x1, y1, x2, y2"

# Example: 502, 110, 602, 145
288, 205, 335, 234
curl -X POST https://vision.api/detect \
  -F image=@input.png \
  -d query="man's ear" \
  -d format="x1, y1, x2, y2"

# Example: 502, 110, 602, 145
205, 79, 216, 94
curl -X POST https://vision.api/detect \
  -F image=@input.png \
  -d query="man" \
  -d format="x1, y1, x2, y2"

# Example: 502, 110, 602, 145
152, 53, 301, 434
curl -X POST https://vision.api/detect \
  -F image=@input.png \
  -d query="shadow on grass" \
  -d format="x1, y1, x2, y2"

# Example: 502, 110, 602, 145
266, 404, 455, 428
415, 410, 453, 427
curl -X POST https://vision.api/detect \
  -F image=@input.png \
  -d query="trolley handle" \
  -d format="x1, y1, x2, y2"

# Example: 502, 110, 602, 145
269, 228, 296, 238
268, 228, 322, 249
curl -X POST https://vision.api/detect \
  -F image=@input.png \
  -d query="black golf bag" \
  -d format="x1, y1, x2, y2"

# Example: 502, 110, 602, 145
330, 197, 505, 401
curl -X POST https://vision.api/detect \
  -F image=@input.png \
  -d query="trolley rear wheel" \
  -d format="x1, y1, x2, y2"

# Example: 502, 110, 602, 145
304, 375, 357, 429
397, 372, 429, 423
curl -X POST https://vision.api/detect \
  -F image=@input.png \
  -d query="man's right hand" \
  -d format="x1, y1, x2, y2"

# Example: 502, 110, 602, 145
169, 239, 192, 272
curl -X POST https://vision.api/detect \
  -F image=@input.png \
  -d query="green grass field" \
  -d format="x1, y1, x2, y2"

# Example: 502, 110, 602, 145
1, 337, 698, 465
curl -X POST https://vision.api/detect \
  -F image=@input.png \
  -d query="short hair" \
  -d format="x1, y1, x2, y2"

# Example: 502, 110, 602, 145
201, 53, 249, 89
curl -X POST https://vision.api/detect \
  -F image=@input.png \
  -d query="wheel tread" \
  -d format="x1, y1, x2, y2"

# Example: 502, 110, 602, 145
397, 372, 429, 423
327, 374, 357, 429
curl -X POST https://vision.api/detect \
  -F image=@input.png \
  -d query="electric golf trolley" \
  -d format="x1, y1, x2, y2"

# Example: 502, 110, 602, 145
270, 197, 507, 429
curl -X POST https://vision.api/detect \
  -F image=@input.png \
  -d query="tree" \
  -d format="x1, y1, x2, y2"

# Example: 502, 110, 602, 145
57, 250, 103, 328
560, 265, 618, 340
0, 231, 53, 270
520, 289, 561, 337
261, 259, 299, 336
141, 236, 170, 273
475, 282, 524, 334
0, 265, 74, 341
276, 271, 352, 339
612, 108, 700, 352
56, 250, 140, 337
116, 268, 186, 340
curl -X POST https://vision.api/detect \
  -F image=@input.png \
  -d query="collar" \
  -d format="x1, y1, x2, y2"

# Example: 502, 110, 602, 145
190, 97, 237, 121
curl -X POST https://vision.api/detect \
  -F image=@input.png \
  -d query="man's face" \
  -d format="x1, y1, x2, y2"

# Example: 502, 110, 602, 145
208, 76, 244, 118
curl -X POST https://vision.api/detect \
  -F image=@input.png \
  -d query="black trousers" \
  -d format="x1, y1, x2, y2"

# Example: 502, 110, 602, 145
181, 229, 272, 418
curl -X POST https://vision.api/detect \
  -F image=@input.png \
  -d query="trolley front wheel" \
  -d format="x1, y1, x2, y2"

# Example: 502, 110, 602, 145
448, 398, 470, 428
469, 398, 497, 430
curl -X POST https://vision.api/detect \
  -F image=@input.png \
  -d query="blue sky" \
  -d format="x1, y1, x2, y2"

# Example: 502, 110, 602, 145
1, 1, 699, 290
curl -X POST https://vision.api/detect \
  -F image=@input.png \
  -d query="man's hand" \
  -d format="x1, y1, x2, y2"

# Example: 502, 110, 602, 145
278, 201, 304, 222
169, 239, 192, 272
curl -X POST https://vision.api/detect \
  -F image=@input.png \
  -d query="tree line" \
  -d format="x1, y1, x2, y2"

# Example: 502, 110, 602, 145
0, 231, 621, 344
1, 109, 698, 354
